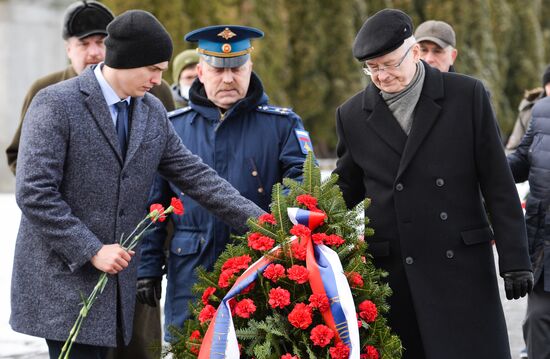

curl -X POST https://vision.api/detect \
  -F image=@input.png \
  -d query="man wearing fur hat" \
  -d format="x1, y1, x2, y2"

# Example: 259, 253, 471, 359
334, 8, 532, 358
10, 10, 263, 358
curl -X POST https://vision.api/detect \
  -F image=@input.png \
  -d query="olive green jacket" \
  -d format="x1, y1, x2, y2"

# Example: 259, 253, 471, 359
6, 66, 175, 174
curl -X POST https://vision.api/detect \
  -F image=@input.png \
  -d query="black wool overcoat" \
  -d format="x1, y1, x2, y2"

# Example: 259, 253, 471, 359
334, 62, 531, 359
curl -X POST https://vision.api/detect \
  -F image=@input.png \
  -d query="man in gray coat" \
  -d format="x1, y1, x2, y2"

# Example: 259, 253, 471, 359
10, 10, 263, 358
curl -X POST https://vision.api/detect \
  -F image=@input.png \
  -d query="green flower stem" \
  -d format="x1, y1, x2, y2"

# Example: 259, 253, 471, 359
58, 206, 175, 359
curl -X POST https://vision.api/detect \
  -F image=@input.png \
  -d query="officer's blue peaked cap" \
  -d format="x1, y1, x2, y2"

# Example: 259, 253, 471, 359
185, 25, 264, 68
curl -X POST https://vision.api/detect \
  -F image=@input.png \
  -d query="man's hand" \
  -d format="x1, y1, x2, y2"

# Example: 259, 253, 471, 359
90, 244, 134, 275
502, 270, 534, 300
136, 277, 162, 307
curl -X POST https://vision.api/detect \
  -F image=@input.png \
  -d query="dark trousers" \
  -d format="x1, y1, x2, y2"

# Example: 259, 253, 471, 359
46, 339, 109, 359
523, 274, 550, 359
106, 300, 162, 359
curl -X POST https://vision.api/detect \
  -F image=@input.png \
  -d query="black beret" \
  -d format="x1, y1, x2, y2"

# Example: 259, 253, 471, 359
353, 8, 413, 61
104, 10, 173, 69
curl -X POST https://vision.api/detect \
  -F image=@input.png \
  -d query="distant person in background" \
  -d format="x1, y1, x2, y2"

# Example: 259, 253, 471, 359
5, 0, 175, 175
171, 49, 199, 108
5, 2, 174, 358
415, 20, 457, 73
506, 65, 550, 152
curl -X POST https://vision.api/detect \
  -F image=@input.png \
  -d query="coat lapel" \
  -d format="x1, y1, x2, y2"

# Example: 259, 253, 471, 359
124, 98, 149, 165
79, 69, 124, 165
363, 85, 408, 156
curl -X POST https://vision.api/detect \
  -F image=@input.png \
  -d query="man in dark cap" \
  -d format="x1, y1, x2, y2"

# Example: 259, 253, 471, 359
10, 10, 263, 359
5, 0, 174, 175
136, 25, 312, 343
333, 8, 532, 359
414, 20, 458, 73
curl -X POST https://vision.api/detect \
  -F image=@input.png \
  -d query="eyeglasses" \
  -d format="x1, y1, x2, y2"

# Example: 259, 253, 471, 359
363, 45, 414, 76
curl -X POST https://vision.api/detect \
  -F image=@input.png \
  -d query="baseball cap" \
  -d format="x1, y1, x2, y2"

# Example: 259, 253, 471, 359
415, 20, 456, 48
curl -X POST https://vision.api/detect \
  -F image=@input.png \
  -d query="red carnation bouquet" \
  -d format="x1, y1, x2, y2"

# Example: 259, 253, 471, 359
168, 154, 401, 359
59, 197, 184, 359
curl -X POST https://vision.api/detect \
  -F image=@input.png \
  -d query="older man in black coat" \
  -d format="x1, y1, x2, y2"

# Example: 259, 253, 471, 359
334, 8, 533, 359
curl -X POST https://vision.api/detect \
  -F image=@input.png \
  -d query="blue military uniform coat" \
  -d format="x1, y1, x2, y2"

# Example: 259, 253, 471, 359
138, 73, 311, 340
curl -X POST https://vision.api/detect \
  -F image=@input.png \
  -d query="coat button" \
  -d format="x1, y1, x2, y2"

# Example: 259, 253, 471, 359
176, 248, 182, 254
252, 171, 258, 177
405, 256, 414, 265
440, 212, 448, 220
258, 187, 264, 193
119, 209, 125, 217
446, 250, 454, 259
436, 178, 445, 187
396, 183, 404, 191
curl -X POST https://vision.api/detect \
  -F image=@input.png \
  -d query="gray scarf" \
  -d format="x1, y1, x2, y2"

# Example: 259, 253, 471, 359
380, 62, 425, 135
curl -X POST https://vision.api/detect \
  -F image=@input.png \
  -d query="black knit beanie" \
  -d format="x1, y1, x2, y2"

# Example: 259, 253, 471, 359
104, 10, 173, 69
543, 65, 550, 88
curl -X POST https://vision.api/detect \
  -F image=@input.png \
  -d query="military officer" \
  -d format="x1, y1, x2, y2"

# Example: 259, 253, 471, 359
137, 25, 313, 342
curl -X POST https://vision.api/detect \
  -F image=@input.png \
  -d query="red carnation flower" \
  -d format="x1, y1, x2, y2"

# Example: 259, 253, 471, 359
290, 240, 307, 261
189, 330, 201, 340
269, 287, 291, 309
149, 203, 166, 222
361, 346, 379, 359
188, 330, 202, 355
281, 354, 299, 359
263, 264, 286, 282
310, 324, 334, 347
290, 224, 311, 239
201, 286, 216, 305
218, 269, 235, 288
309, 293, 330, 312
358, 300, 378, 323
170, 197, 184, 215
296, 194, 319, 210
258, 213, 277, 225
329, 342, 350, 359
288, 303, 313, 329
287, 265, 309, 284
247, 232, 275, 251
312, 233, 328, 245
221, 255, 252, 272
235, 298, 256, 318
198, 304, 216, 323
325, 234, 345, 246
348, 271, 364, 287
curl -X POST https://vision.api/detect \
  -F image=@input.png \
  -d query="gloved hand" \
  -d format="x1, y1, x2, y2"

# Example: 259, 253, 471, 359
136, 277, 162, 307
502, 270, 534, 300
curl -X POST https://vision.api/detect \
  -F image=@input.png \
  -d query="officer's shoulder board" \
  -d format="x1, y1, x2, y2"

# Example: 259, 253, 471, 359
256, 105, 294, 116
167, 106, 192, 119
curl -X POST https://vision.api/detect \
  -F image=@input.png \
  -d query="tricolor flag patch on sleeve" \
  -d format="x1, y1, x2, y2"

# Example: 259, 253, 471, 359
295, 129, 314, 155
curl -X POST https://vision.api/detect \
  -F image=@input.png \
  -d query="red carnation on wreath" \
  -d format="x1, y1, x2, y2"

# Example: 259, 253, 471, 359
310, 324, 335, 347
288, 303, 313, 329
169, 154, 402, 358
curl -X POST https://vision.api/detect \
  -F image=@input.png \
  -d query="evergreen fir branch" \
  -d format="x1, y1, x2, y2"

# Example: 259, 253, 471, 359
253, 339, 272, 359
247, 219, 279, 239
301, 152, 321, 193
270, 183, 291, 232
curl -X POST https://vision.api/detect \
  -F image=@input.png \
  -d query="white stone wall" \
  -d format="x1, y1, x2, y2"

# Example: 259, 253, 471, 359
0, 0, 71, 192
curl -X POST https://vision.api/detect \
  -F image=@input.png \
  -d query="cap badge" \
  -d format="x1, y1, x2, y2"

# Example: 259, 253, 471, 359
218, 28, 237, 40
222, 43, 232, 53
